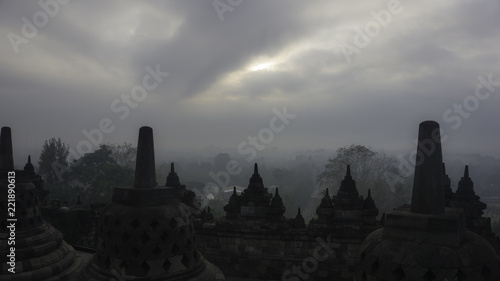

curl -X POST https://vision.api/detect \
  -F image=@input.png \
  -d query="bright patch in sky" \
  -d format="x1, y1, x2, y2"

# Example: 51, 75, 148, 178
249, 62, 274, 71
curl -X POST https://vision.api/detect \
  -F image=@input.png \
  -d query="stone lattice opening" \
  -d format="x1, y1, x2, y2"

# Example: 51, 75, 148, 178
169, 218, 178, 229
392, 266, 405, 281
150, 219, 160, 230
423, 269, 436, 281
481, 265, 492, 280
370, 259, 380, 273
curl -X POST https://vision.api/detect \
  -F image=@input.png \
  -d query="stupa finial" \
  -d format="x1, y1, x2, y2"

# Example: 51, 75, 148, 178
410, 121, 444, 214
0, 127, 14, 171
134, 126, 156, 189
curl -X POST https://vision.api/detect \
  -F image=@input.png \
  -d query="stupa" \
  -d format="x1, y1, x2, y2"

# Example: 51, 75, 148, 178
0, 127, 82, 281
356, 121, 500, 280
78, 126, 224, 281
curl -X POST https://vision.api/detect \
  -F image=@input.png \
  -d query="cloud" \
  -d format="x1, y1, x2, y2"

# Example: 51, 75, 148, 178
1, 0, 499, 164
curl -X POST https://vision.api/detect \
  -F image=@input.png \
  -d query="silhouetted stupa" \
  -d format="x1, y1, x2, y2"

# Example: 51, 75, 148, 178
356, 121, 500, 280
78, 126, 224, 281
0, 127, 82, 280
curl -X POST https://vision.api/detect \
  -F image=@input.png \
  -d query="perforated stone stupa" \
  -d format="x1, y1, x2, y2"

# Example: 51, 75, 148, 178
356, 121, 500, 280
79, 126, 224, 281
0, 127, 82, 281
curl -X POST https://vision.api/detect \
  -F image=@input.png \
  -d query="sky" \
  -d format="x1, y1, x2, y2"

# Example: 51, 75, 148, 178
1, 0, 500, 167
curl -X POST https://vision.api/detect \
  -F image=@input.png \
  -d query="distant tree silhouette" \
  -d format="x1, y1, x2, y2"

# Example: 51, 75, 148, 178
38, 137, 69, 183
68, 144, 134, 203
108, 142, 136, 168
317, 144, 407, 215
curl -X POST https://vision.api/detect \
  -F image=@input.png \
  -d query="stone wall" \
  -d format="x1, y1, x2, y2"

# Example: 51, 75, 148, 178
196, 221, 367, 281
41, 205, 97, 248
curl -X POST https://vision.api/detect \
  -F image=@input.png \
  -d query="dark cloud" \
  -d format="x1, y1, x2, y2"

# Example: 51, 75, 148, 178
1, 0, 499, 165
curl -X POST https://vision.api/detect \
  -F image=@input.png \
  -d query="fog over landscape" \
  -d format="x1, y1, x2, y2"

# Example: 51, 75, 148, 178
1, 1, 499, 167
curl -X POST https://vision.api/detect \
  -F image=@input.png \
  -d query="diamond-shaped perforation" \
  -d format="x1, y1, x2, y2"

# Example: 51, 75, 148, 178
131, 218, 140, 229
140, 261, 151, 275
112, 245, 120, 255
456, 270, 467, 281
141, 232, 150, 245
152, 246, 162, 256
160, 231, 169, 242
186, 239, 192, 250
481, 265, 492, 280
370, 259, 380, 273
423, 269, 436, 281
392, 266, 406, 281
169, 218, 178, 229
121, 232, 130, 243
181, 255, 190, 268
131, 247, 140, 258
119, 261, 127, 271
162, 259, 171, 272
172, 244, 180, 255
179, 226, 186, 237
150, 219, 160, 230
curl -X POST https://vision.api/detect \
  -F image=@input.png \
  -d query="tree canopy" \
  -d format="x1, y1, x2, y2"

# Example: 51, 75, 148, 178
38, 137, 69, 183
317, 144, 410, 215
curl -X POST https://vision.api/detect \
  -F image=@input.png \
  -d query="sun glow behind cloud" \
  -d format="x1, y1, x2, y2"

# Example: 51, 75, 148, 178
249, 62, 275, 71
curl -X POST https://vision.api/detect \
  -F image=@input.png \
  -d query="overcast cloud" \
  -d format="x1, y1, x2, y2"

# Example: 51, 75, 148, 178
1, 0, 499, 166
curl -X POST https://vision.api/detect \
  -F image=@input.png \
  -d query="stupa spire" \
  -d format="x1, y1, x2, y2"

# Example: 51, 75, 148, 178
24, 155, 35, 174
363, 189, 377, 210
249, 163, 264, 185
319, 188, 334, 208
166, 162, 181, 187
410, 121, 444, 214
337, 164, 359, 199
134, 126, 156, 189
0, 127, 14, 171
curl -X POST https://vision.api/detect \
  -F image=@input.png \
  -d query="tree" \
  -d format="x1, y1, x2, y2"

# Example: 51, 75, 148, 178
38, 138, 70, 183
68, 144, 134, 203
317, 144, 409, 215
317, 145, 397, 189
108, 142, 137, 168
